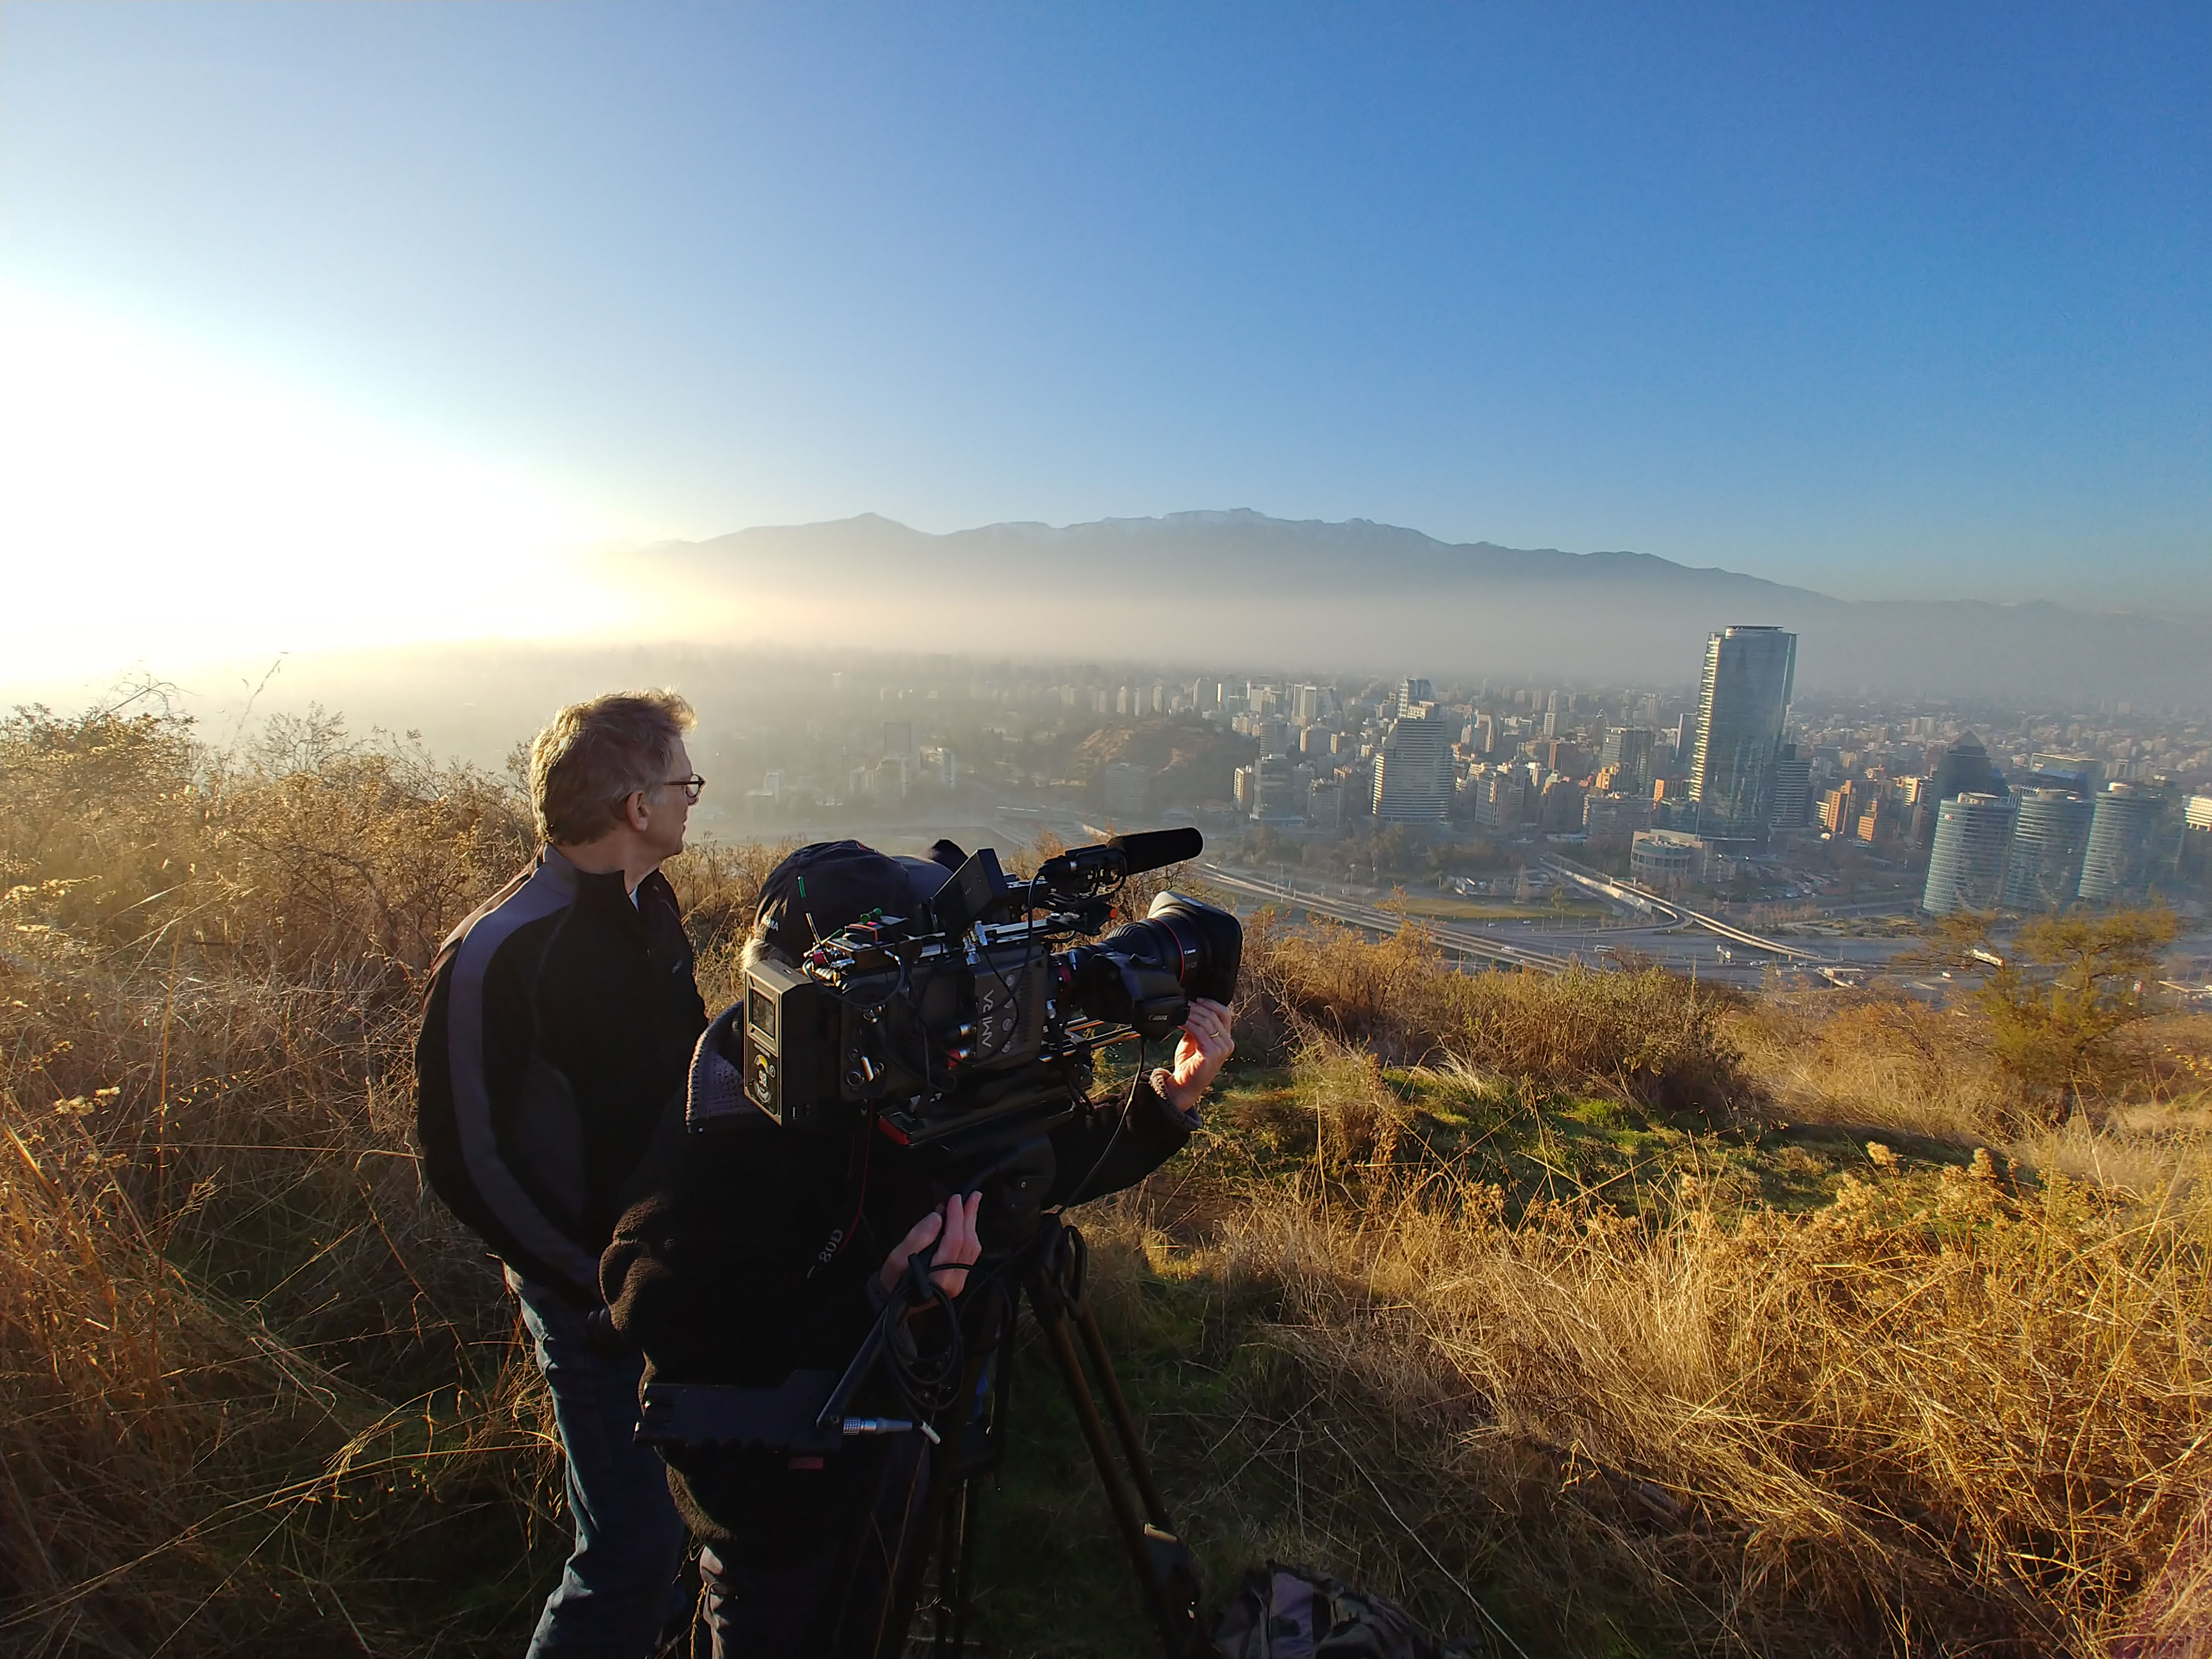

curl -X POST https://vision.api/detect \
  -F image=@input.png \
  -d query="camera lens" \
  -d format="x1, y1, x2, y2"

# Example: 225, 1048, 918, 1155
1112, 891, 1243, 1007
1072, 891, 1242, 1036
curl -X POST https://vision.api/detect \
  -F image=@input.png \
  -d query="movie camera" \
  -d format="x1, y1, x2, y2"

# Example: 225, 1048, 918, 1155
738, 828, 1241, 1150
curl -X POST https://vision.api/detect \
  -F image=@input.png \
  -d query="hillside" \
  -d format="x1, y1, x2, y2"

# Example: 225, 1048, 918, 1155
1070, 717, 1259, 815
623, 510, 2212, 702
5, 702, 2212, 1656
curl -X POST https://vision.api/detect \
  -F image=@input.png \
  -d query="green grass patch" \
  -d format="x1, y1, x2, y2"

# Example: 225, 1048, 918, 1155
1395, 895, 1613, 923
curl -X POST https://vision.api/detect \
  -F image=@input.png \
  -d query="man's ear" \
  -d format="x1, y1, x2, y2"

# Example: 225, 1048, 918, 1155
623, 790, 653, 833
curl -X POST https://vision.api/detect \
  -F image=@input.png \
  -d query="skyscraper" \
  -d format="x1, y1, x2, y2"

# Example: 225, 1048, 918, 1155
1249, 755, 1303, 822
1917, 733, 2003, 850
1372, 712, 1453, 822
1598, 726, 1656, 793
1396, 678, 1434, 717
1922, 793, 2016, 915
2002, 790, 2093, 912
2078, 785, 2163, 902
1930, 733, 2000, 801
2183, 796, 2212, 884
1687, 626, 1797, 839
1770, 743, 1812, 831
2027, 752, 2103, 794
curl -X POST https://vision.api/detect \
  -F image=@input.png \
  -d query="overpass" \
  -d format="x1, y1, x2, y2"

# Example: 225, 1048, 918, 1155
1197, 863, 1578, 973
1539, 854, 1831, 963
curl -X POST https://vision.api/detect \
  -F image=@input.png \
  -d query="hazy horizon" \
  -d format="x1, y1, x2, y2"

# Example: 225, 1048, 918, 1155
10, 504, 2212, 726
5, 4, 2209, 689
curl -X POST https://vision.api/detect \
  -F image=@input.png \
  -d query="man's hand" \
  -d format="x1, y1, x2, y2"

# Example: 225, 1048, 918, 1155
1152, 997, 1236, 1119
881, 1192, 983, 1300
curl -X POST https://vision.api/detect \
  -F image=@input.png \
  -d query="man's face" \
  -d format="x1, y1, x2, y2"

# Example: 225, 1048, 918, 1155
646, 736, 693, 861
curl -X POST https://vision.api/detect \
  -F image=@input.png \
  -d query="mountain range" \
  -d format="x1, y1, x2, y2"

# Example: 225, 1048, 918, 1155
622, 510, 2209, 704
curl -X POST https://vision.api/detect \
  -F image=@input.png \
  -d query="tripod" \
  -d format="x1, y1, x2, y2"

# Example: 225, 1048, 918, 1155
906, 1211, 1201, 1658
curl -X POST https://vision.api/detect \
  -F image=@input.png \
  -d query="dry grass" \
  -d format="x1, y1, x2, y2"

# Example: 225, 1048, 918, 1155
1237, 912, 1750, 1119
1091, 917, 2212, 1654
0, 703, 778, 1655
1094, 1147, 2212, 1657
10, 699, 2212, 1656
1730, 994, 2015, 1142
1, 704, 560, 1653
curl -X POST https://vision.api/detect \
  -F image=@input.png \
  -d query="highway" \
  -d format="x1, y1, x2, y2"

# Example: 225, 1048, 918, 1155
1029, 808, 1930, 988
1194, 858, 1932, 988
1196, 864, 1578, 971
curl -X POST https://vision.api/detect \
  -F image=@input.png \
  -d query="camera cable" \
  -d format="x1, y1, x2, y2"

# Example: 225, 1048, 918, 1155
879, 1243, 968, 1427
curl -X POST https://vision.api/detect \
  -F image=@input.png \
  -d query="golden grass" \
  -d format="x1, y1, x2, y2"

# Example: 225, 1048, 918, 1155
1238, 912, 1750, 1118
1, 705, 572, 1654
1730, 993, 2015, 1142
9, 700, 2212, 1655
1094, 1108, 2212, 1655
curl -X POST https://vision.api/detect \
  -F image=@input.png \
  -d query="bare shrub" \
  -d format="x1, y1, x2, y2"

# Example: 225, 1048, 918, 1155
1731, 993, 2014, 1141
664, 837, 795, 1010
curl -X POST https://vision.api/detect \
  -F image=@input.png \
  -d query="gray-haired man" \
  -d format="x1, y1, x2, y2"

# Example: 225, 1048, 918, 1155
417, 689, 708, 1656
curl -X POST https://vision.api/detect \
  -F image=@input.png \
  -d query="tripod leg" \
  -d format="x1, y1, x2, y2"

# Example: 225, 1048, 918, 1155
948, 1475, 983, 1657
1073, 1296, 1172, 1531
932, 1477, 973, 1659
925, 1289, 1012, 1658
1033, 1294, 1195, 1656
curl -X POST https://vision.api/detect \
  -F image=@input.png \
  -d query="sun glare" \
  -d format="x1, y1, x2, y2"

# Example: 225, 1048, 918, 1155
0, 291, 636, 685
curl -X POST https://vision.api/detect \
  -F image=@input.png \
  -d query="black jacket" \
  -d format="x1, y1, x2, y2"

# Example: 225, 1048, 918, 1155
600, 1078, 1194, 1551
415, 847, 707, 1306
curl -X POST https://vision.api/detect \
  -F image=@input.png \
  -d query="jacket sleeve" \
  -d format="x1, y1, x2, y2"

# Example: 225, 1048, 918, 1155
1047, 1071, 1196, 1209
417, 926, 607, 1307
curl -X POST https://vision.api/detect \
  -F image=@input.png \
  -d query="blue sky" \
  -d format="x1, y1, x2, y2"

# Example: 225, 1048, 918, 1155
3, 1, 2207, 664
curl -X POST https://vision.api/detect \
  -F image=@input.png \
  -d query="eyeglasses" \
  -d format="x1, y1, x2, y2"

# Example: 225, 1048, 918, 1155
658, 775, 706, 804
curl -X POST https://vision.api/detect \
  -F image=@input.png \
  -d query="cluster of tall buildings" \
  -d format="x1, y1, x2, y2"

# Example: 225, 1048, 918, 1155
722, 657, 2209, 855
1922, 780, 2169, 915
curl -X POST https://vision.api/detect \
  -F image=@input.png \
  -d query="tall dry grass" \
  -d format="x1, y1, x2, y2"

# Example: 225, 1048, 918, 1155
0, 703, 783, 1655
1237, 911, 1750, 1118
1731, 994, 2013, 1141
11, 700, 2212, 1656
1093, 1048, 2212, 1656
1096, 910, 2212, 1654
1112, 1153, 2212, 1656
1735, 990, 2212, 1204
1, 703, 558, 1653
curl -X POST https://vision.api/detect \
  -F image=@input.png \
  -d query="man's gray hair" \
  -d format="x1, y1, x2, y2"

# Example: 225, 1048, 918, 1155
529, 689, 696, 845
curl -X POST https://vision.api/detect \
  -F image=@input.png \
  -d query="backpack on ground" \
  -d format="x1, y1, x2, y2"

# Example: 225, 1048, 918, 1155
1211, 1562, 1483, 1659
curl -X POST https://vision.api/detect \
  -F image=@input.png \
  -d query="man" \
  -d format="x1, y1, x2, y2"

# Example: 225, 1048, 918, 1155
600, 839, 1235, 1657
416, 689, 708, 1658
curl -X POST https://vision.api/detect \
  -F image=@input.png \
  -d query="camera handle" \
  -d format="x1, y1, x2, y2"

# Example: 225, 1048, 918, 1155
914, 1212, 1201, 1659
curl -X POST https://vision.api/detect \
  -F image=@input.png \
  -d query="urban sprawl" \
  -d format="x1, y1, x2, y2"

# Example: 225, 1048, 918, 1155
707, 626, 2211, 993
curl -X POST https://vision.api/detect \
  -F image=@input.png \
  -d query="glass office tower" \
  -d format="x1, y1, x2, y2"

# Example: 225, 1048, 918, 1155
1922, 793, 2016, 915
2002, 790, 2092, 912
2077, 785, 2163, 902
1915, 732, 2005, 850
1688, 626, 1797, 839
1371, 713, 1453, 823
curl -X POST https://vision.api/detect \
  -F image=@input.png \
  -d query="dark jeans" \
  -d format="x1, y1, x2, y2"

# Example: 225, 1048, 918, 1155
511, 1272, 692, 1659
696, 1434, 933, 1659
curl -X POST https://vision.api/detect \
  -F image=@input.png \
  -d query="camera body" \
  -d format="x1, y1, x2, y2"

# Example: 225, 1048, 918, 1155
740, 832, 1239, 1148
